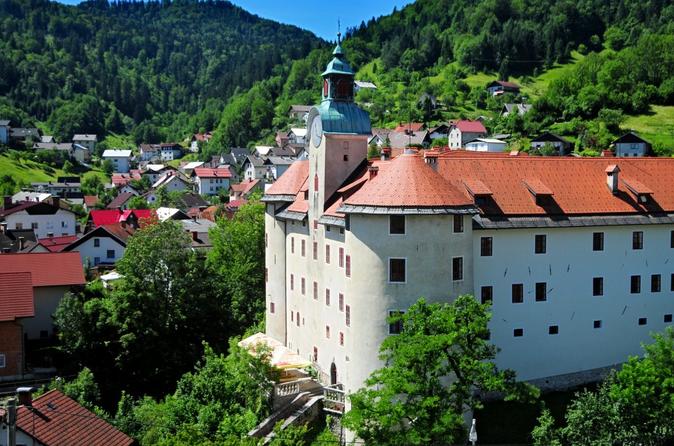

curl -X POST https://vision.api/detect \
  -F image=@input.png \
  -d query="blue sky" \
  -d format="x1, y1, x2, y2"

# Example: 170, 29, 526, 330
54, 0, 413, 40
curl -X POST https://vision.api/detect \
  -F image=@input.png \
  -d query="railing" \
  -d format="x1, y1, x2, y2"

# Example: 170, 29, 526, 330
275, 381, 300, 397
323, 383, 345, 415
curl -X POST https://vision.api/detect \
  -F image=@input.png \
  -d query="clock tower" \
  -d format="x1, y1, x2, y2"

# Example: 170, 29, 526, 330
307, 39, 371, 218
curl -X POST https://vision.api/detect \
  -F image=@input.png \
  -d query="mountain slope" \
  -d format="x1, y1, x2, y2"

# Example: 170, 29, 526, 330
0, 0, 324, 141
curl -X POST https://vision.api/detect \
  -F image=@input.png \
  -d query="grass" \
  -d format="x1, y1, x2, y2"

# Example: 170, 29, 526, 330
0, 152, 109, 188
623, 105, 674, 151
103, 133, 136, 150
519, 51, 586, 99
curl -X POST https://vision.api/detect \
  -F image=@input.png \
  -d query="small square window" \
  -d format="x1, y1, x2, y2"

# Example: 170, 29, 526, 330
452, 257, 463, 281
389, 258, 406, 283
593, 232, 604, 251
632, 231, 643, 250
480, 286, 493, 304
513, 328, 524, 337
535, 282, 547, 302
638, 317, 647, 326
94, 238, 100, 247
593, 320, 602, 329
651, 274, 661, 292
548, 325, 559, 335
345, 305, 351, 327
107, 249, 115, 259
339, 293, 344, 311
388, 310, 404, 334
665, 314, 673, 323
31, 222, 38, 230
630, 275, 641, 294
390, 215, 405, 235
512, 284, 523, 303
453, 215, 464, 233
343, 154, 349, 161
325, 289, 330, 306
326, 225, 331, 232
535, 234, 546, 254
593, 277, 604, 296
480, 237, 493, 256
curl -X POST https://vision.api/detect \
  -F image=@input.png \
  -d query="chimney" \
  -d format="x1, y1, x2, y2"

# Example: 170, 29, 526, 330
424, 151, 438, 166
381, 147, 391, 161
368, 165, 379, 179
18, 237, 24, 251
17, 387, 35, 407
0, 222, 6, 233
606, 164, 620, 194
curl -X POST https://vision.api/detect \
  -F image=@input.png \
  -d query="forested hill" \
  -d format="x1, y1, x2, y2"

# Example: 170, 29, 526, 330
0, 0, 323, 141
209, 0, 674, 155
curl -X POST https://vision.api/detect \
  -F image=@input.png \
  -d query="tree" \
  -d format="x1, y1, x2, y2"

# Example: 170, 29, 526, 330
207, 199, 266, 332
102, 159, 114, 176
127, 195, 149, 209
533, 327, 674, 446
343, 296, 539, 445
63, 159, 74, 174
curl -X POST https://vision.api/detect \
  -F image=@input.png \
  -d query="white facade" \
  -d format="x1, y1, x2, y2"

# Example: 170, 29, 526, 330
615, 142, 648, 157
449, 128, 486, 149
465, 138, 507, 152
160, 146, 182, 161
196, 176, 230, 195
102, 150, 132, 173
71, 236, 126, 267
5, 209, 76, 238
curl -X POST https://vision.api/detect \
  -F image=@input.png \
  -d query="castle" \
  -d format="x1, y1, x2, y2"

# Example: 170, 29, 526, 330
263, 44, 674, 395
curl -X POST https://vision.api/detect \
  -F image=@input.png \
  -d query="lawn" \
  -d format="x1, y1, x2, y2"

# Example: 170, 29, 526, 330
0, 152, 109, 189
622, 105, 674, 151
519, 51, 586, 100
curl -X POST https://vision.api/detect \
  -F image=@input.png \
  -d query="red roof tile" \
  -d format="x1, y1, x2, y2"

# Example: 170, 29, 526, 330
193, 167, 232, 178
84, 195, 99, 208
0, 252, 85, 287
344, 154, 473, 208
394, 122, 425, 132
90, 209, 154, 227
266, 160, 309, 196
230, 179, 261, 195
16, 389, 134, 446
455, 120, 487, 134
438, 157, 674, 215
38, 235, 79, 252
0, 272, 34, 322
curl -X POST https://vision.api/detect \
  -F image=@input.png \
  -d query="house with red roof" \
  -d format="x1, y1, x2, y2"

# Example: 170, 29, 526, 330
486, 79, 521, 96
0, 388, 135, 446
394, 122, 425, 133
0, 198, 77, 239
35, 235, 79, 252
192, 167, 233, 196
0, 272, 34, 377
64, 223, 135, 268
0, 252, 85, 340
229, 179, 262, 201
448, 120, 488, 149
87, 209, 154, 230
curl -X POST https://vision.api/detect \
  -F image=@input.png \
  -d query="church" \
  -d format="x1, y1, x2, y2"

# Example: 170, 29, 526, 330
262, 43, 674, 397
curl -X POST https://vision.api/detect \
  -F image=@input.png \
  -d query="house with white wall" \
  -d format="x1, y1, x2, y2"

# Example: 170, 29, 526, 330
530, 132, 572, 155
612, 132, 651, 157
72, 134, 97, 153
465, 138, 507, 152
448, 120, 487, 149
160, 143, 183, 161
102, 150, 132, 173
192, 167, 232, 195
152, 171, 191, 193
64, 223, 134, 268
0, 199, 76, 238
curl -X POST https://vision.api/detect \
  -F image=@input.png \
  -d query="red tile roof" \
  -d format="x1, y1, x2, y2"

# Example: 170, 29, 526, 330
438, 157, 674, 215
455, 120, 487, 134
90, 209, 154, 227
16, 389, 134, 446
0, 252, 85, 287
344, 154, 473, 208
193, 167, 232, 178
0, 272, 34, 322
394, 122, 425, 132
84, 195, 99, 208
230, 179, 261, 195
266, 160, 309, 196
38, 235, 79, 252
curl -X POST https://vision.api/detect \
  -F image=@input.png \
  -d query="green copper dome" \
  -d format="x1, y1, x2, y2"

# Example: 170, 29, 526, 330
314, 100, 371, 135
322, 43, 354, 76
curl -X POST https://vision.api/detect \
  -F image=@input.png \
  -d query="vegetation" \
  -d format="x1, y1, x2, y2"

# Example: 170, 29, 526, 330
532, 327, 674, 446
342, 296, 539, 445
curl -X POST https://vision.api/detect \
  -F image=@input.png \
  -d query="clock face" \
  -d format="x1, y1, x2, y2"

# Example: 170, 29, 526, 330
311, 116, 323, 148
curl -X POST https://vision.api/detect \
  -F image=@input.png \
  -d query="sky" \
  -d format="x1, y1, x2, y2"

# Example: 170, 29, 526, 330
54, 0, 413, 40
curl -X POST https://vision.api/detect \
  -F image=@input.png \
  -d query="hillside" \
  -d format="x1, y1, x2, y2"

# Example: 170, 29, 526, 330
207, 0, 673, 156
0, 0, 324, 142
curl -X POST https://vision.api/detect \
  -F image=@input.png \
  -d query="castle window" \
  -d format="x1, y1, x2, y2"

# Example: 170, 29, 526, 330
513, 328, 524, 337
313, 346, 318, 361
325, 244, 330, 264
339, 293, 344, 311
593, 232, 604, 251
325, 289, 330, 306
535, 234, 547, 254
390, 215, 405, 235
270, 302, 275, 314
301, 277, 306, 295
345, 255, 351, 277
512, 284, 524, 303
481, 286, 493, 304
632, 231, 643, 250
389, 258, 406, 283
301, 240, 305, 257
548, 325, 559, 335
296, 313, 300, 327
651, 274, 661, 292
593, 277, 604, 296
535, 282, 547, 301
290, 274, 294, 290
388, 310, 405, 334
480, 237, 493, 256
452, 257, 463, 281
630, 275, 641, 294
325, 325, 330, 338
291, 237, 295, 254
291, 311, 294, 322
339, 247, 344, 267
313, 242, 317, 260
453, 215, 464, 233
313, 281, 318, 300
345, 305, 351, 326
339, 332, 344, 346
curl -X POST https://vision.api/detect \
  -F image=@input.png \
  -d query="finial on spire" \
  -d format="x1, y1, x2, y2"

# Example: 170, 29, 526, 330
337, 19, 341, 43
